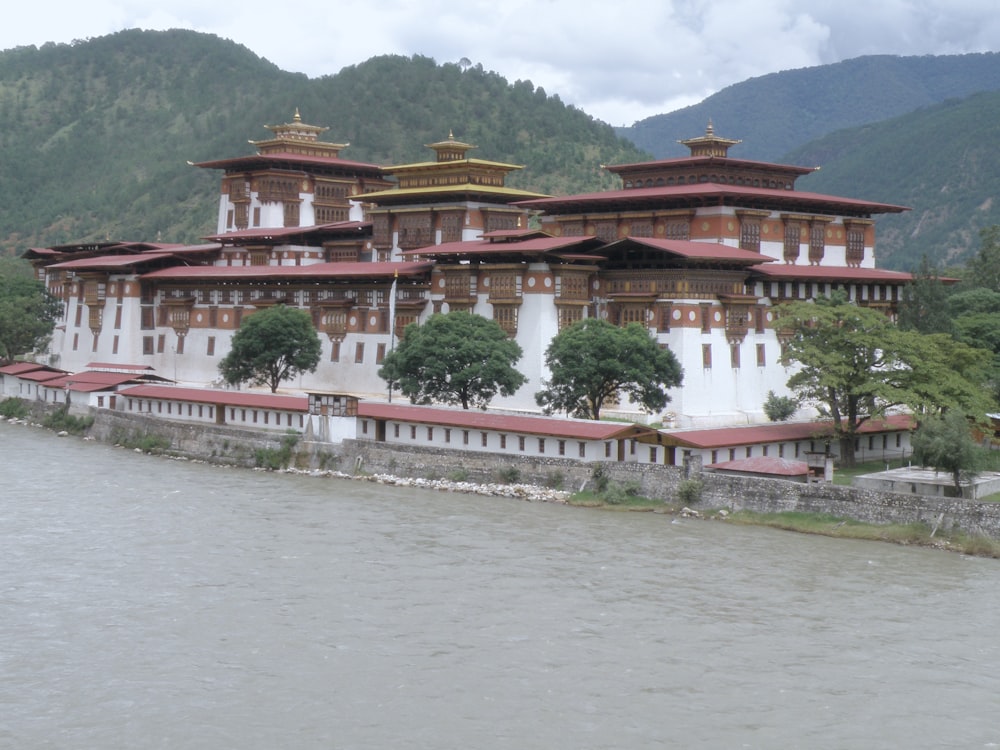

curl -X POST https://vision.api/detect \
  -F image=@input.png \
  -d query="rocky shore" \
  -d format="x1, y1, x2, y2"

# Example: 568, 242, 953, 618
276, 466, 572, 503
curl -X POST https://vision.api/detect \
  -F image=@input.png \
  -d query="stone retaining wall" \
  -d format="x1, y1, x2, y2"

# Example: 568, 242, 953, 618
22, 405, 1000, 539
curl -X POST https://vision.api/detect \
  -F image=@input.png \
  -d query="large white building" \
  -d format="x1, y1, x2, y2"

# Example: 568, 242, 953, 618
27, 113, 913, 427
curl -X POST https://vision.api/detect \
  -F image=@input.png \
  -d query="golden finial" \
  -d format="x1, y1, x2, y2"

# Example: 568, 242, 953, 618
293, 108, 302, 122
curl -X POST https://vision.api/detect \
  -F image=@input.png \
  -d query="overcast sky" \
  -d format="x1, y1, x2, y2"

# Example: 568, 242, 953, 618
3, 0, 998, 126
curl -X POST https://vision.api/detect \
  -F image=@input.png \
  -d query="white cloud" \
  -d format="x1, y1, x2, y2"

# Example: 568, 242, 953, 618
1, 0, 997, 125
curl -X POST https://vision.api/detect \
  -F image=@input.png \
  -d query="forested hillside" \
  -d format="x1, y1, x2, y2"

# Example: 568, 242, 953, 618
789, 91, 1000, 270
3, 29, 999, 270
0, 29, 646, 255
619, 52, 1000, 161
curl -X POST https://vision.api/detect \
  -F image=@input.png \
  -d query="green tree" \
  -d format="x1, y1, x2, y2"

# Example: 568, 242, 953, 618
911, 411, 984, 495
218, 305, 321, 393
0, 257, 62, 360
776, 292, 993, 466
535, 318, 683, 420
897, 255, 954, 334
378, 312, 526, 410
763, 390, 798, 421
963, 225, 1000, 291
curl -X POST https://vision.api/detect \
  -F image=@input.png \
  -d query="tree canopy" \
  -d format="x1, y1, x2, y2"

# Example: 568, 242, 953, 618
378, 312, 527, 410
218, 305, 322, 393
911, 411, 985, 494
0, 257, 62, 360
776, 291, 995, 466
535, 318, 683, 420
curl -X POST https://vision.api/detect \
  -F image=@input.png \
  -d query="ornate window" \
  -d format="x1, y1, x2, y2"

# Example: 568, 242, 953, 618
783, 221, 801, 262
493, 306, 519, 336
809, 223, 826, 264
664, 219, 690, 241
739, 217, 761, 252
398, 213, 434, 249
439, 213, 463, 243
846, 226, 865, 266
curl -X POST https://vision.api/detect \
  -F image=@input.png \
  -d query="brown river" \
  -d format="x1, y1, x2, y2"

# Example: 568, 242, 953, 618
2, 420, 999, 749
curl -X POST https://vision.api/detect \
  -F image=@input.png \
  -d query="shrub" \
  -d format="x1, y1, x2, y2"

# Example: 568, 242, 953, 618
763, 390, 798, 422
0, 397, 29, 419
447, 468, 471, 482
591, 464, 610, 493
677, 478, 704, 505
495, 465, 521, 484
544, 470, 565, 490
41, 407, 94, 435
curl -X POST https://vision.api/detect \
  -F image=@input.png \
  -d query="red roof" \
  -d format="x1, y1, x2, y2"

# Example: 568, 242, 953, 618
203, 222, 369, 243
86, 362, 156, 372
402, 235, 604, 258
662, 414, 914, 449
517, 182, 909, 214
47, 252, 178, 270
706, 456, 810, 476
192, 152, 384, 174
142, 260, 434, 281
606, 155, 816, 177
357, 401, 658, 440
120, 384, 309, 411
17, 369, 68, 383
605, 237, 773, 264
43, 371, 145, 390
0, 362, 54, 376
750, 264, 914, 283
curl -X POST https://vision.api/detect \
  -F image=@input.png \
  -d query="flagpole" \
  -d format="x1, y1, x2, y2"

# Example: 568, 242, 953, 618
388, 268, 398, 402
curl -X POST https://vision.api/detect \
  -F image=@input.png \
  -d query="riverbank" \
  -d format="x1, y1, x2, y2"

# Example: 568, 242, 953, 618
5, 410, 1000, 559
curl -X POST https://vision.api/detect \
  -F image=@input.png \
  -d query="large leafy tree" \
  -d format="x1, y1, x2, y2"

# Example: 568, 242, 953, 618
776, 292, 994, 466
378, 312, 527, 410
911, 411, 985, 494
535, 318, 683, 420
219, 305, 322, 393
0, 257, 62, 360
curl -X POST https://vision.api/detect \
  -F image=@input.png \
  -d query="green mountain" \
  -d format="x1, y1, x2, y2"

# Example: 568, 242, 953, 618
787, 91, 1000, 270
0, 29, 647, 256
3, 29, 998, 270
619, 52, 1000, 161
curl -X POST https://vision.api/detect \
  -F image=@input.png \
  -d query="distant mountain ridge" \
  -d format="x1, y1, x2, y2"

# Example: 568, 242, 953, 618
0, 29, 646, 256
618, 52, 1000, 161
1, 30, 999, 269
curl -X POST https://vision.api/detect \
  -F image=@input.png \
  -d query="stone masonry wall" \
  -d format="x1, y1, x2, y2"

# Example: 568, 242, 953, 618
33, 406, 1000, 538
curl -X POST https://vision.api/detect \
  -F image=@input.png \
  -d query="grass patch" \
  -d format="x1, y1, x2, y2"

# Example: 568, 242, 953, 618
568, 481, 669, 511
41, 407, 94, 435
724, 509, 1000, 558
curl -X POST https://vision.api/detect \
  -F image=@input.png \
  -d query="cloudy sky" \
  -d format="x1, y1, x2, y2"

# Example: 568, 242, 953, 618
2, 0, 998, 126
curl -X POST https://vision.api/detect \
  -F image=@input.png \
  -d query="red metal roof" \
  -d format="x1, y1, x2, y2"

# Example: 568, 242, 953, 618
119, 384, 309, 411
141, 260, 434, 281
401, 235, 604, 257
357, 401, 657, 440
191, 152, 384, 173
0, 362, 55, 376
86, 362, 156, 372
706, 456, 810, 476
47, 252, 178, 270
517, 182, 908, 214
662, 414, 914, 449
16, 369, 69, 383
203, 222, 369, 243
750, 264, 914, 283
606, 155, 817, 177
42, 371, 144, 390
605, 237, 773, 264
